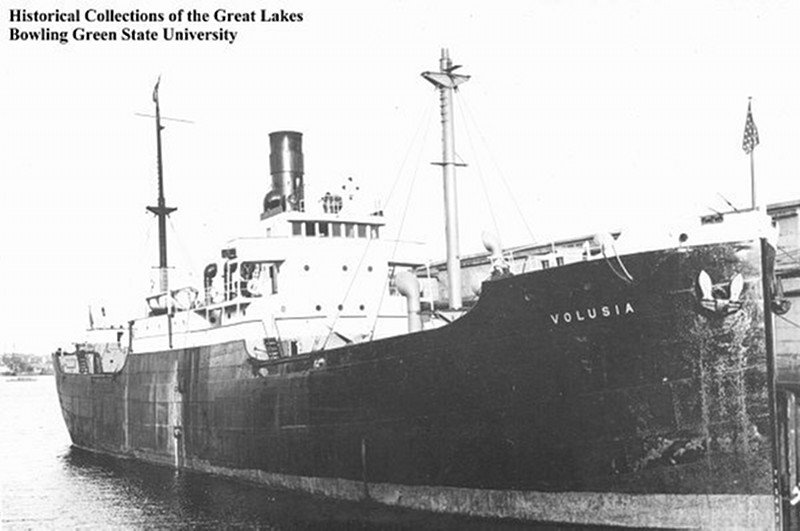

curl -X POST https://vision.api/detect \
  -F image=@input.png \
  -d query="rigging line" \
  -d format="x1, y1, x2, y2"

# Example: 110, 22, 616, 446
614, 253, 634, 283
716, 193, 740, 213
140, 212, 156, 292
320, 104, 433, 350
317, 237, 376, 351
382, 94, 437, 212
167, 218, 197, 280
603, 252, 634, 284
777, 245, 800, 264
318, 103, 435, 351
367, 265, 396, 342
454, 95, 502, 241
367, 107, 436, 340
458, 92, 538, 244
777, 313, 800, 331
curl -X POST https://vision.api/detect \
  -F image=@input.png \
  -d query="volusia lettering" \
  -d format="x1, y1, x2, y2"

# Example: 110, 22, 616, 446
549, 302, 635, 325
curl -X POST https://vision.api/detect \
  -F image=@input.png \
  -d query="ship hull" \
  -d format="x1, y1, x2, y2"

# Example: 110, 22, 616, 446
54, 239, 781, 529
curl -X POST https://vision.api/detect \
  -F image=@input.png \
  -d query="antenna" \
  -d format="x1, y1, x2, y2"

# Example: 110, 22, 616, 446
134, 112, 195, 124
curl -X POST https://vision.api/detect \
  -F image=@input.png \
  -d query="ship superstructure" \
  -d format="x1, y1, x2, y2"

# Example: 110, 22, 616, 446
130, 129, 428, 357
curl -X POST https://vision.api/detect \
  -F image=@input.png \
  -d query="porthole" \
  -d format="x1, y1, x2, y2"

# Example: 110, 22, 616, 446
342, 265, 348, 271
304, 265, 310, 271
337, 304, 343, 311
359, 304, 365, 311
367, 266, 373, 272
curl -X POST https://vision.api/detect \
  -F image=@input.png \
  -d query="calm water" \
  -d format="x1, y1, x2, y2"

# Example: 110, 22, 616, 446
0, 377, 568, 530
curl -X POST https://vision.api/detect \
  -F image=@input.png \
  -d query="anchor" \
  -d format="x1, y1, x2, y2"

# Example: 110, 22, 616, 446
696, 270, 744, 316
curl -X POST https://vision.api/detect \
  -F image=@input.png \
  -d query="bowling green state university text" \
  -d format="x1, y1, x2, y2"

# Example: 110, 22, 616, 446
10, 26, 246, 44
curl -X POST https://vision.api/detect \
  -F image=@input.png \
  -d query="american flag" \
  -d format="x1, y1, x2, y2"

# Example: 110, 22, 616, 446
742, 100, 759, 154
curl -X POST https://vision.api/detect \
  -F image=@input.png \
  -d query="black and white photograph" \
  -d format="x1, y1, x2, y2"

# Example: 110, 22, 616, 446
2, 1, 800, 529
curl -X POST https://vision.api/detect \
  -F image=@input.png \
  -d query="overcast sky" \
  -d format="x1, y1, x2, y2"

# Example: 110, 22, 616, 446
2, 0, 799, 353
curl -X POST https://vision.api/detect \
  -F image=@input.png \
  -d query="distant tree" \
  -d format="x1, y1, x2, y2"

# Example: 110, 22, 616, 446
1, 354, 35, 374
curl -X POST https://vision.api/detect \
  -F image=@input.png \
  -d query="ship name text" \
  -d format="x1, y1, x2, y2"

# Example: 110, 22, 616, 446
549, 302, 635, 325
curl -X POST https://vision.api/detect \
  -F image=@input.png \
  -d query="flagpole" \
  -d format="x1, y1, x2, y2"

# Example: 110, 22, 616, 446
750, 150, 755, 210
742, 96, 759, 211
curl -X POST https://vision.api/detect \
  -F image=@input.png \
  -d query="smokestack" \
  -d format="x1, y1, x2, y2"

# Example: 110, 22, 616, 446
263, 131, 304, 218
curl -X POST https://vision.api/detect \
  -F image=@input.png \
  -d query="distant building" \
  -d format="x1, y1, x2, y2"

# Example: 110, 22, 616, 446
767, 200, 800, 389
419, 233, 604, 307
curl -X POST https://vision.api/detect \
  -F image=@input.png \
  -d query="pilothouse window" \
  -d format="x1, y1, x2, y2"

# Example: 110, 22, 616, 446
237, 261, 280, 297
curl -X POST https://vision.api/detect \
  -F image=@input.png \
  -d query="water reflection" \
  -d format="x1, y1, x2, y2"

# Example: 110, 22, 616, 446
59, 446, 544, 530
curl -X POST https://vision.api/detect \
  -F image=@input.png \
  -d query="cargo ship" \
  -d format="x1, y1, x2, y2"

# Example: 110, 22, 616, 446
54, 51, 798, 529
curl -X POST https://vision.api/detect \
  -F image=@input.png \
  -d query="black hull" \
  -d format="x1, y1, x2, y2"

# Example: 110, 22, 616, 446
54, 239, 781, 528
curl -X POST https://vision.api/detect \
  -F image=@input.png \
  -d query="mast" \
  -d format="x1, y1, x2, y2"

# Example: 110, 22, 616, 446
145, 77, 177, 293
422, 49, 470, 310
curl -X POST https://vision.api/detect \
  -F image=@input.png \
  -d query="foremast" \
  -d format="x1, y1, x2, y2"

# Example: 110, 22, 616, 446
422, 49, 470, 310
145, 77, 177, 293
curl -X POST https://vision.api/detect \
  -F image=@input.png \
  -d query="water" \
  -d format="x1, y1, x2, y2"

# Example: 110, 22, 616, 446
0, 377, 567, 530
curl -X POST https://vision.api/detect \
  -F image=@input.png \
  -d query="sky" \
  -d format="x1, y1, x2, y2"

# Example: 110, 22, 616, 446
1, 0, 799, 353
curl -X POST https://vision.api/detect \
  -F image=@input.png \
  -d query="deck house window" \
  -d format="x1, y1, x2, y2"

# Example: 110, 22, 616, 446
357, 224, 367, 238
541, 259, 550, 269
332, 223, 342, 237
319, 222, 330, 237
556, 256, 564, 266
346, 223, 355, 238
292, 222, 302, 236
305, 222, 316, 236
370, 225, 379, 239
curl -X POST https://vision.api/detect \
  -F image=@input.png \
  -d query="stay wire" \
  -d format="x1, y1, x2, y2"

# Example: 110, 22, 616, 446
455, 93, 502, 243
458, 92, 538, 244
382, 95, 437, 214
319, 103, 436, 350
778, 313, 800, 331
318, 236, 375, 351
168, 217, 197, 283
777, 245, 800, 268
141, 212, 155, 294
367, 102, 436, 340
